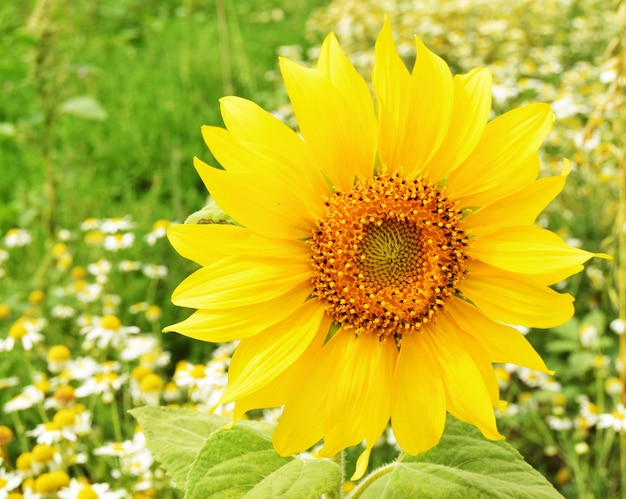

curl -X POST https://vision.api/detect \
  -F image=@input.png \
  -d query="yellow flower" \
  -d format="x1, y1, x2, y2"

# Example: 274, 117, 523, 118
165, 20, 599, 479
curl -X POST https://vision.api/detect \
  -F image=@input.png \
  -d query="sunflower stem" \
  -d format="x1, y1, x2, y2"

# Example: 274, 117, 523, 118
327, 451, 345, 499
345, 461, 398, 499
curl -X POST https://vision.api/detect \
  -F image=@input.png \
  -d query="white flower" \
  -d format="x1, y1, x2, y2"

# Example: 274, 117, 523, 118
0, 468, 23, 496
75, 372, 126, 403
3, 228, 31, 247
144, 219, 170, 246
610, 318, 626, 335
579, 323, 599, 348
547, 415, 574, 431
80, 315, 140, 350
118, 260, 142, 272
51, 305, 76, 319
62, 357, 101, 381
87, 259, 112, 277
27, 422, 77, 445
4, 385, 45, 412
141, 264, 168, 279
94, 432, 154, 478
120, 335, 169, 365
0, 317, 46, 352
100, 216, 134, 234
58, 479, 128, 499
598, 404, 626, 433
103, 233, 135, 251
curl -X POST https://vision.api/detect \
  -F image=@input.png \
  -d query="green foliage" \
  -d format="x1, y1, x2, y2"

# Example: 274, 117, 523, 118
358, 417, 561, 499
131, 406, 342, 498
132, 407, 562, 498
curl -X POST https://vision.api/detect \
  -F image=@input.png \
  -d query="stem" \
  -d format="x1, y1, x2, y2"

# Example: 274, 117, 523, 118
11, 412, 28, 454
30, 0, 59, 238
327, 451, 345, 499
215, 0, 233, 95
614, 2, 626, 496
346, 460, 399, 499
111, 399, 123, 442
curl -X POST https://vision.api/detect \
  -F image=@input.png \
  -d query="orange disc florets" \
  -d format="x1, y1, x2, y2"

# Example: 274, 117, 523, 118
309, 171, 468, 339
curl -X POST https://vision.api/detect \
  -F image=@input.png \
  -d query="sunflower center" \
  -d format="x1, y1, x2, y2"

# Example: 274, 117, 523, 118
309, 171, 468, 339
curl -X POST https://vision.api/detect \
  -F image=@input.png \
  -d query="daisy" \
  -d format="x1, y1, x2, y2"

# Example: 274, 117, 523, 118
3, 228, 31, 247
100, 216, 134, 234
597, 404, 626, 433
103, 233, 135, 251
80, 217, 102, 231
0, 317, 45, 352
94, 431, 153, 478
0, 468, 23, 497
74, 372, 126, 404
57, 479, 127, 499
3, 385, 46, 413
165, 20, 602, 479
145, 219, 171, 245
141, 264, 167, 280
80, 315, 140, 350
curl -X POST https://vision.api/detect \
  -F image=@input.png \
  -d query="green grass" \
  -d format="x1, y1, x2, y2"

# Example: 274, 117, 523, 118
0, 0, 328, 230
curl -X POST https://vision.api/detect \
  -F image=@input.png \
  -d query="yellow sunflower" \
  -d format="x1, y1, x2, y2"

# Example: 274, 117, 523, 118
165, 20, 599, 479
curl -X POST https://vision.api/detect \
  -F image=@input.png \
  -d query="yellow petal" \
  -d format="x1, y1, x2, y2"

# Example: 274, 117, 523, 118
273, 340, 331, 456
447, 103, 554, 207
352, 447, 373, 481
233, 318, 330, 421
439, 313, 500, 407
316, 33, 378, 184
447, 298, 549, 372
273, 330, 397, 460
374, 20, 453, 176
218, 96, 329, 196
171, 255, 311, 309
464, 172, 567, 235
195, 133, 321, 239
319, 332, 397, 458
163, 283, 311, 343
426, 319, 503, 441
424, 68, 492, 182
279, 36, 376, 191
391, 333, 446, 455
167, 223, 306, 267
470, 226, 595, 284
463, 260, 574, 328
219, 300, 330, 403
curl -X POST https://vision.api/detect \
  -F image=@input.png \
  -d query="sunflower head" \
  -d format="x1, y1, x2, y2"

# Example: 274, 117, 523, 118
166, 18, 601, 481
310, 170, 468, 339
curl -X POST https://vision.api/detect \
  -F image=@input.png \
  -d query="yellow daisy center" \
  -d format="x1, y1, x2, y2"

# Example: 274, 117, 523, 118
309, 171, 468, 339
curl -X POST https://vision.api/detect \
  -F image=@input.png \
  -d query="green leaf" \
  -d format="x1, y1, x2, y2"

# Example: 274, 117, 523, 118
354, 416, 562, 499
132, 406, 342, 498
567, 351, 594, 376
551, 318, 578, 341
245, 458, 342, 499
185, 424, 290, 498
185, 424, 341, 499
58, 95, 108, 121
129, 405, 230, 490
544, 339, 578, 353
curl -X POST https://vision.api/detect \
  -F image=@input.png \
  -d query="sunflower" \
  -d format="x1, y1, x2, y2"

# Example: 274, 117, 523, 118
165, 20, 599, 479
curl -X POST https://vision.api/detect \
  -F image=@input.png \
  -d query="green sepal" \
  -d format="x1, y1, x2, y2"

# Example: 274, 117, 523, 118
184, 198, 236, 225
